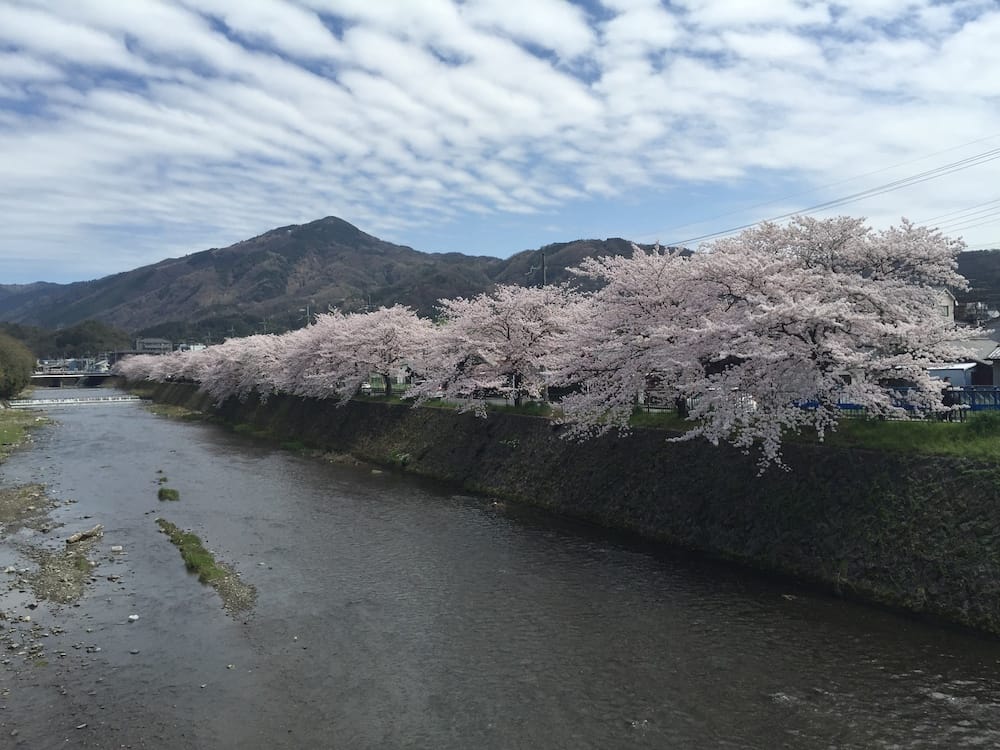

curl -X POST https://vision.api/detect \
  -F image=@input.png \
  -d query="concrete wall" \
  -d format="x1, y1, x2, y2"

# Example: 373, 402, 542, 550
134, 380, 1000, 636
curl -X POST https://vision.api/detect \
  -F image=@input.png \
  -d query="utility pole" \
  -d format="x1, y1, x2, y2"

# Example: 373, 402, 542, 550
526, 250, 547, 287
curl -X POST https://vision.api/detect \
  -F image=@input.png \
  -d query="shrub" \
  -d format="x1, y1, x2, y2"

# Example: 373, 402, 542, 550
0, 333, 35, 399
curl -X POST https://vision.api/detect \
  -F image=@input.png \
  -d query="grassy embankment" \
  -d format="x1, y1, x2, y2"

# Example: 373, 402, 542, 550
631, 407, 1000, 460
0, 408, 44, 460
134, 377, 1000, 461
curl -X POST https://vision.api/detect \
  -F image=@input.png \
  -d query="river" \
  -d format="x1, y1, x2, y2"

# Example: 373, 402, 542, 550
2, 388, 1000, 749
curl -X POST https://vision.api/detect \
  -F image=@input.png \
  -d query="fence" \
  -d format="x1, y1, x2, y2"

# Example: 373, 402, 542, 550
640, 386, 1000, 421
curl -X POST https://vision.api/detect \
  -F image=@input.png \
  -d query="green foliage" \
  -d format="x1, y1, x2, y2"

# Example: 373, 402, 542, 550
388, 450, 411, 467
0, 332, 36, 399
629, 407, 691, 431
158, 487, 181, 501
813, 416, 1000, 461
156, 518, 225, 583
487, 401, 554, 417
136, 313, 260, 343
0, 319, 130, 359
0, 409, 45, 460
965, 411, 1000, 436
625, 404, 1000, 460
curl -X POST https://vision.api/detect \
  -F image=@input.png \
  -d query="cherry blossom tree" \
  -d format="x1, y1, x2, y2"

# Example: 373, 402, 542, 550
113, 353, 162, 381
553, 216, 969, 466
410, 284, 580, 415
547, 244, 703, 432
285, 305, 434, 402
192, 334, 285, 405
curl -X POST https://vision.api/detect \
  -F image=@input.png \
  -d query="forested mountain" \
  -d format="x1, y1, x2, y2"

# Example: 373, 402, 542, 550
0, 320, 131, 359
956, 250, 1000, 309
0, 217, 644, 341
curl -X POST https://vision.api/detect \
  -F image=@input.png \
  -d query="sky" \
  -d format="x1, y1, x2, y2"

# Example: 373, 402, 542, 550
1, 0, 999, 284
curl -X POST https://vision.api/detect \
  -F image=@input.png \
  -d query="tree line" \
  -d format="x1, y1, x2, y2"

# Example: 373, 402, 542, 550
116, 216, 969, 467
0, 332, 35, 400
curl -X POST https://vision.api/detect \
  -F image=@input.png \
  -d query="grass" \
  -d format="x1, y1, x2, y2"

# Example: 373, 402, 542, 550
625, 405, 1000, 460
158, 487, 181, 501
146, 402, 203, 420
818, 412, 1000, 460
0, 408, 46, 460
156, 518, 225, 584
629, 408, 692, 431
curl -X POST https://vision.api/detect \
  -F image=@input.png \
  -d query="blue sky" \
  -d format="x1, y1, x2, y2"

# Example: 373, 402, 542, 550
1, 0, 998, 283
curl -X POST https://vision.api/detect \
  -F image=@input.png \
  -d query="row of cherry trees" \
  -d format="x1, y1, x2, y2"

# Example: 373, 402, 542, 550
117, 217, 969, 464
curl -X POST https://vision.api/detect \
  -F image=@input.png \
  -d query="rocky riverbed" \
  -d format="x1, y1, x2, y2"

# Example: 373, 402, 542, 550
0, 411, 257, 747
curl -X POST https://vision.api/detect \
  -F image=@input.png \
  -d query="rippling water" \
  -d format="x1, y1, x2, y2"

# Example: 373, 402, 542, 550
3, 388, 1000, 748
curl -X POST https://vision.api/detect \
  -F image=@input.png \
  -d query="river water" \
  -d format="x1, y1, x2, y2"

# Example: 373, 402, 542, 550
2, 389, 1000, 749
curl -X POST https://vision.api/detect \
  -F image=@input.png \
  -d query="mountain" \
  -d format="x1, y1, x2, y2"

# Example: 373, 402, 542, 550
956, 249, 1000, 309
0, 217, 641, 341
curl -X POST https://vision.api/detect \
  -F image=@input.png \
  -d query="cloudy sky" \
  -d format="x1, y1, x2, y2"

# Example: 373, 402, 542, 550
1, 0, 998, 283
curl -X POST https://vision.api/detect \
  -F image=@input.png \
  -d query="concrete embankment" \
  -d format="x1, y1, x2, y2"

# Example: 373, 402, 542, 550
132, 380, 1000, 635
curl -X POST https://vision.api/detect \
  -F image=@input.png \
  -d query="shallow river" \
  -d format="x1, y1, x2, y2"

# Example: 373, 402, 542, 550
3, 389, 1000, 749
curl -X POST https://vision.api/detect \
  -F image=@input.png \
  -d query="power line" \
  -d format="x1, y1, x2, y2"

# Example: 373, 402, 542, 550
941, 214, 1000, 235
664, 146, 1000, 247
919, 197, 1000, 224
635, 131, 1000, 242
933, 206, 1000, 232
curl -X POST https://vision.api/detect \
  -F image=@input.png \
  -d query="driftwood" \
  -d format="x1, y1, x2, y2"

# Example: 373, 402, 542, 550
66, 524, 103, 544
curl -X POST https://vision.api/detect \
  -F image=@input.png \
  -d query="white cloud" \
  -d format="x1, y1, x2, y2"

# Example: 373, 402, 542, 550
461, 0, 596, 59
0, 3, 145, 71
177, 0, 343, 60
0, 52, 65, 81
679, 0, 832, 27
722, 29, 825, 65
0, 0, 998, 282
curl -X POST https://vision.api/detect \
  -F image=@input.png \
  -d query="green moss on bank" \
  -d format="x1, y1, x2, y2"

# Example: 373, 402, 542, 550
158, 487, 180, 501
156, 518, 257, 612
0, 408, 47, 461
156, 518, 222, 582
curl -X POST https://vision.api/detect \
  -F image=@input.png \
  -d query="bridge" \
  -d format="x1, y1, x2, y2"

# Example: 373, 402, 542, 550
31, 371, 116, 387
8, 395, 144, 409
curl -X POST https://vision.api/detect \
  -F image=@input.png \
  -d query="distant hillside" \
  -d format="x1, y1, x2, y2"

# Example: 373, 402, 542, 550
0, 320, 131, 359
956, 249, 1000, 308
0, 217, 642, 341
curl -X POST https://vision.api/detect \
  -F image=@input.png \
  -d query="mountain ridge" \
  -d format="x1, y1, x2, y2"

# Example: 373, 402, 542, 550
2, 215, 994, 342
0, 216, 641, 340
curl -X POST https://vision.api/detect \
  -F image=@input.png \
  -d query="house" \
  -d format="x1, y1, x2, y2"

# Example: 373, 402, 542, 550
135, 337, 172, 354
936, 287, 957, 321
929, 362, 977, 387
953, 337, 1000, 385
